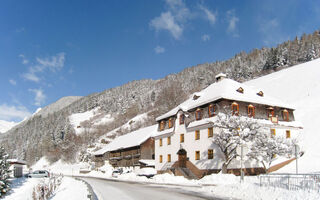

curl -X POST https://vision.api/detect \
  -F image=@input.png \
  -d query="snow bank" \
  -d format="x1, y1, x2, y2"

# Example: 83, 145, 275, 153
3, 178, 42, 200
51, 177, 88, 200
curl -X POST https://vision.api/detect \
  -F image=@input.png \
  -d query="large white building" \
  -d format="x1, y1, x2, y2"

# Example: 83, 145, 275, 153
154, 74, 302, 178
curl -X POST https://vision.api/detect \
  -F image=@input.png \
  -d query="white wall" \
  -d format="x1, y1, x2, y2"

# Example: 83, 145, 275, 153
155, 112, 301, 171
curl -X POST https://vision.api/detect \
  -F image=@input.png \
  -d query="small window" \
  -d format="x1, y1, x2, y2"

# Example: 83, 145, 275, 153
232, 102, 239, 116
208, 127, 213, 138
208, 104, 215, 117
159, 138, 163, 147
179, 114, 185, 124
286, 130, 291, 138
159, 155, 163, 163
236, 87, 244, 93
160, 121, 165, 131
195, 151, 200, 160
167, 154, 171, 162
168, 118, 173, 128
267, 107, 274, 118
208, 149, 214, 159
167, 136, 171, 145
248, 104, 255, 118
195, 108, 202, 120
270, 129, 276, 137
180, 134, 184, 143
195, 130, 200, 140
283, 109, 289, 121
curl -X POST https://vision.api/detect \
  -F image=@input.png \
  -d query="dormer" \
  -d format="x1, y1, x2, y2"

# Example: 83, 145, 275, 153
257, 91, 264, 97
236, 87, 244, 93
215, 73, 227, 82
193, 94, 200, 100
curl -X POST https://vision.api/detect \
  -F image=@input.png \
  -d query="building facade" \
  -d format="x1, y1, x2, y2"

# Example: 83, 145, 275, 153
154, 74, 302, 178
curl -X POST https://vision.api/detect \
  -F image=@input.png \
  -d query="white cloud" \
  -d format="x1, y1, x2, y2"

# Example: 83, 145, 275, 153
150, 0, 190, 40
201, 34, 210, 41
154, 46, 166, 54
36, 52, 65, 72
258, 18, 287, 46
19, 54, 29, 65
150, 12, 183, 40
22, 52, 65, 82
199, 5, 217, 25
9, 79, 17, 85
29, 88, 46, 106
0, 104, 31, 121
226, 9, 239, 37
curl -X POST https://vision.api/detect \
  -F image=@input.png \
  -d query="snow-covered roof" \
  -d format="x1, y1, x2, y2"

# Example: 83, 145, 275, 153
8, 159, 27, 165
93, 125, 157, 155
153, 127, 174, 138
156, 78, 294, 121
139, 159, 155, 166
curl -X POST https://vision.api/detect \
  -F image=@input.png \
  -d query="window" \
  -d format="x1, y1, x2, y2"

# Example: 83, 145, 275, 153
160, 121, 165, 131
159, 138, 163, 146
168, 118, 173, 128
195, 151, 200, 160
283, 109, 289, 121
195, 130, 200, 140
159, 155, 163, 163
232, 102, 239, 116
270, 129, 276, 137
179, 114, 185, 124
167, 154, 171, 162
267, 107, 274, 118
180, 134, 184, 143
167, 136, 171, 145
286, 130, 291, 138
208, 104, 215, 117
248, 104, 255, 118
208, 149, 214, 159
208, 127, 213, 138
195, 108, 202, 120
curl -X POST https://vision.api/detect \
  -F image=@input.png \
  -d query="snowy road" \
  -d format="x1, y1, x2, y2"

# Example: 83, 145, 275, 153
81, 177, 221, 200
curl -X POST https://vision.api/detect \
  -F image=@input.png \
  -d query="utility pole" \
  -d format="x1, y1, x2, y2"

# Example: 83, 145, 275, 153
295, 144, 300, 174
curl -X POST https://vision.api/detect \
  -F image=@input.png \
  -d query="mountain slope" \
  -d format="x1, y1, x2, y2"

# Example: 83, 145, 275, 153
246, 58, 320, 173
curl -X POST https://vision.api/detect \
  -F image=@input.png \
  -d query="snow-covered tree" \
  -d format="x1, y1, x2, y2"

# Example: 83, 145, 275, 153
213, 112, 266, 173
212, 112, 294, 173
0, 147, 10, 196
248, 131, 295, 170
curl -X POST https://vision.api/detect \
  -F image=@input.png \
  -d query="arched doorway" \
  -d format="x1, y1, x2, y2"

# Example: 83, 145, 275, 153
177, 148, 187, 168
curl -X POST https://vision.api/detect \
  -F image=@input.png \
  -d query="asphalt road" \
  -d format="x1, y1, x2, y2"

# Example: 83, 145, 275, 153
81, 177, 224, 200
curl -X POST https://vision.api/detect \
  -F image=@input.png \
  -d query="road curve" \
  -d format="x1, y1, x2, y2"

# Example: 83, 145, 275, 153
80, 177, 222, 200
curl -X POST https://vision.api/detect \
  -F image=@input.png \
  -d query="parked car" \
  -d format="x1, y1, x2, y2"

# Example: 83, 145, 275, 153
112, 169, 123, 178
28, 170, 50, 178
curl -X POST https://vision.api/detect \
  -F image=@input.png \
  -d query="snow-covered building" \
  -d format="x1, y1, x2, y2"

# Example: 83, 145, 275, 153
154, 74, 302, 178
93, 125, 157, 168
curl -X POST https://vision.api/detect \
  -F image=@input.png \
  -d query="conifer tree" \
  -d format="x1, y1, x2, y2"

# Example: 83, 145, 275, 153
0, 147, 10, 196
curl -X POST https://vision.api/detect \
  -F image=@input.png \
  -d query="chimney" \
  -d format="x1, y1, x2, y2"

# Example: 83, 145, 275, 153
215, 73, 227, 82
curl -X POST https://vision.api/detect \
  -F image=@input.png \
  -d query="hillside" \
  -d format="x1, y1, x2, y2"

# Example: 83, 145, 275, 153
247, 58, 320, 173
1, 30, 320, 165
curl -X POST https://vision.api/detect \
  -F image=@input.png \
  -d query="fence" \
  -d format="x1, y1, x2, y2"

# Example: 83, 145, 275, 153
259, 173, 320, 192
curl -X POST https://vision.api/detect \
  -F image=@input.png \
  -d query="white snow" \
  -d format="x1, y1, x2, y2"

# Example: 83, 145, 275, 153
51, 177, 88, 200
0, 120, 17, 133
157, 77, 293, 121
246, 58, 320, 173
69, 107, 99, 135
3, 177, 42, 200
93, 125, 157, 155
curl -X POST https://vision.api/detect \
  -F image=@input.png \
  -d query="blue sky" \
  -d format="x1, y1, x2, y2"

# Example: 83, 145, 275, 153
0, 0, 319, 122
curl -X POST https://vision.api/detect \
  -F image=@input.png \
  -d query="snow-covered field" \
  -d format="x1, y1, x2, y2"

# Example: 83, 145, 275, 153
247, 58, 320, 173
